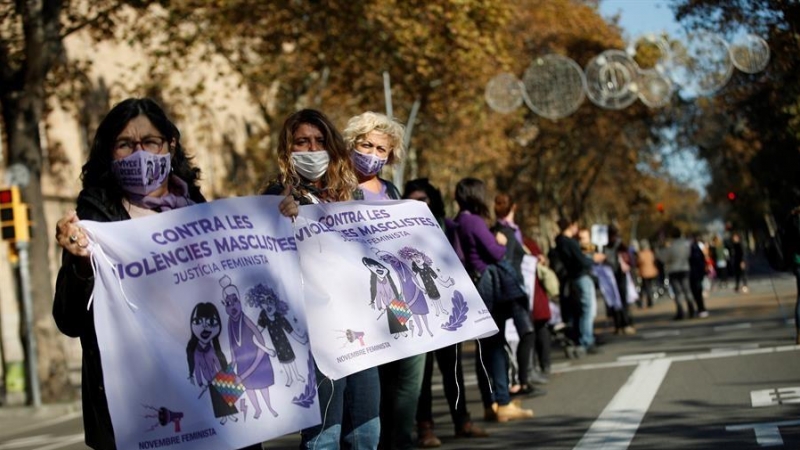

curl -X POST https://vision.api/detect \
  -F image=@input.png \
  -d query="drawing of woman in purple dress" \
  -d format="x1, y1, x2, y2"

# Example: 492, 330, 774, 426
186, 302, 238, 424
362, 257, 409, 338
375, 249, 434, 337
220, 275, 279, 420
246, 283, 309, 387
398, 246, 455, 317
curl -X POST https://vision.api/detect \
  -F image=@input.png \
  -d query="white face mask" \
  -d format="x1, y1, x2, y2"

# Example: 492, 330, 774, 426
291, 151, 330, 181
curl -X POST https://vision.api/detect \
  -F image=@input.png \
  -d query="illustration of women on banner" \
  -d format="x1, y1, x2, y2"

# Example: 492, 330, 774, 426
375, 249, 434, 337
362, 257, 410, 338
398, 246, 455, 317
246, 283, 309, 387
186, 302, 240, 424
220, 276, 279, 420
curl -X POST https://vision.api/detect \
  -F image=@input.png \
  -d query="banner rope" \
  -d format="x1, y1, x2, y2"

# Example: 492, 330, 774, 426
82, 225, 138, 312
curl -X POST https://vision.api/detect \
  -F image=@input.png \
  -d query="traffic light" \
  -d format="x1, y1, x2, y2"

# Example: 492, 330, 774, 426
727, 191, 736, 201
0, 186, 32, 242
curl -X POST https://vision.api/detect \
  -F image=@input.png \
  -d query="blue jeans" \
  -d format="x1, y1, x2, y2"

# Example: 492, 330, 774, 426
668, 271, 696, 318
574, 275, 597, 348
378, 354, 425, 450
300, 364, 380, 450
476, 318, 511, 408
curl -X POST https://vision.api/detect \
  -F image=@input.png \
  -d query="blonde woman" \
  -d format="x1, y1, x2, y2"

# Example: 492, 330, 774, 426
343, 112, 423, 450
343, 111, 405, 200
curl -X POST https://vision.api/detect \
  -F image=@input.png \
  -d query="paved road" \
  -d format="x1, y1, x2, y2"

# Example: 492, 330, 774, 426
1, 273, 798, 449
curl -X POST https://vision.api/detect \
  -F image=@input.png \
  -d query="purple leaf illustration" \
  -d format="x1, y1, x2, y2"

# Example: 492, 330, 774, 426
292, 351, 317, 408
441, 290, 468, 331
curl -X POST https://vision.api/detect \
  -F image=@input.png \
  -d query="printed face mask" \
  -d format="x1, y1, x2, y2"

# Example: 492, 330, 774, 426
291, 151, 330, 181
111, 150, 171, 196
351, 149, 388, 176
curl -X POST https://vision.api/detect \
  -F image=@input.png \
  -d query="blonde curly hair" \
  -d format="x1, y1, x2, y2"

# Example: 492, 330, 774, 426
342, 111, 405, 165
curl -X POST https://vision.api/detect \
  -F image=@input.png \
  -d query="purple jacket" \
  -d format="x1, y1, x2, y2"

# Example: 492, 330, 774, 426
456, 212, 506, 275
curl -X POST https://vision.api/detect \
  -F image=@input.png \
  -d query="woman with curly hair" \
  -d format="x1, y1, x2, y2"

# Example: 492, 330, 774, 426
264, 109, 380, 450
262, 108, 358, 204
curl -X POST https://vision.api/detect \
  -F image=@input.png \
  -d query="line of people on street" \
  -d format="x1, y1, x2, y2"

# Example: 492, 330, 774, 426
51, 98, 800, 450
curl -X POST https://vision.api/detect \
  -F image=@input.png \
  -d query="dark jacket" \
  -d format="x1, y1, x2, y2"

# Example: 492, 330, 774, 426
555, 234, 593, 280
53, 186, 204, 450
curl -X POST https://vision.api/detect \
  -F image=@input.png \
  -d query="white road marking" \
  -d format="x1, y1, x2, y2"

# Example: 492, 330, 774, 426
714, 323, 752, 332
640, 330, 681, 339
573, 358, 672, 450
711, 344, 759, 353
751, 387, 800, 407
617, 353, 666, 362
726, 420, 800, 447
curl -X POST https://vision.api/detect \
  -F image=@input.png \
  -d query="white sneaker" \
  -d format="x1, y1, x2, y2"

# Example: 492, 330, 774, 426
698, 311, 710, 318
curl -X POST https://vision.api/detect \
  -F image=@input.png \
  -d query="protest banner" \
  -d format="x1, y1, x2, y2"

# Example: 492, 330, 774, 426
80, 196, 497, 448
293, 199, 498, 379
81, 196, 319, 450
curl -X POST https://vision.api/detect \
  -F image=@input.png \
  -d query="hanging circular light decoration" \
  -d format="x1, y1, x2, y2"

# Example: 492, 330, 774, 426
627, 33, 672, 73
663, 31, 733, 97
636, 69, 673, 108
521, 54, 586, 120
729, 34, 770, 74
584, 50, 640, 110
484, 72, 524, 114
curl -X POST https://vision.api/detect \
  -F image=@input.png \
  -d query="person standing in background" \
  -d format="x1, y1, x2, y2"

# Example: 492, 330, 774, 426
493, 193, 549, 394
710, 235, 728, 290
637, 240, 659, 308
730, 232, 749, 293
406, 178, 488, 448
689, 234, 710, 318
555, 218, 606, 354
658, 226, 696, 320
455, 178, 534, 423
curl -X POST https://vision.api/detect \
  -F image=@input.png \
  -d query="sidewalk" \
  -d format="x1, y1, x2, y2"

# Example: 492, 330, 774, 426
0, 400, 82, 441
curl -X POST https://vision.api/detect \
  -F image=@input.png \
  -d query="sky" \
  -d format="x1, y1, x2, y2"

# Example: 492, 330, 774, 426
598, 0, 683, 41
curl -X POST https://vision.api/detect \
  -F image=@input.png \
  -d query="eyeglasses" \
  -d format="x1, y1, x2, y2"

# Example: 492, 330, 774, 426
114, 136, 167, 153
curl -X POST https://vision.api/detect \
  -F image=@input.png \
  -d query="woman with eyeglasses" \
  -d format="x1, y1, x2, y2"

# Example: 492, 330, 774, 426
51, 98, 253, 449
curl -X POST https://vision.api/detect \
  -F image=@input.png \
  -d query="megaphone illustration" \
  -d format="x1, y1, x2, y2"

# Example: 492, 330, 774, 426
158, 407, 184, 433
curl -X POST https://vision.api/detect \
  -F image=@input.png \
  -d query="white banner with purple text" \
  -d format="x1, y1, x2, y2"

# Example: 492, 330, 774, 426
82, 196, 319, 450
293, 199, 498, 380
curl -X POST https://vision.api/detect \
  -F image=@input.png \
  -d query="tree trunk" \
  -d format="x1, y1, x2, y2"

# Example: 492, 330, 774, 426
2, 91, 74, 403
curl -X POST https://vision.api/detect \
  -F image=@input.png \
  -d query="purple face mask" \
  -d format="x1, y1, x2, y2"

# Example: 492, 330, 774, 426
111, 150, 171, 196
351, 150, 388, 176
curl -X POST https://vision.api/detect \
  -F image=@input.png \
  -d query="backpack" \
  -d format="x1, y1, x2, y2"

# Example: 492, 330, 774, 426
547, 247, 569, 283
537, 263, 561, 298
